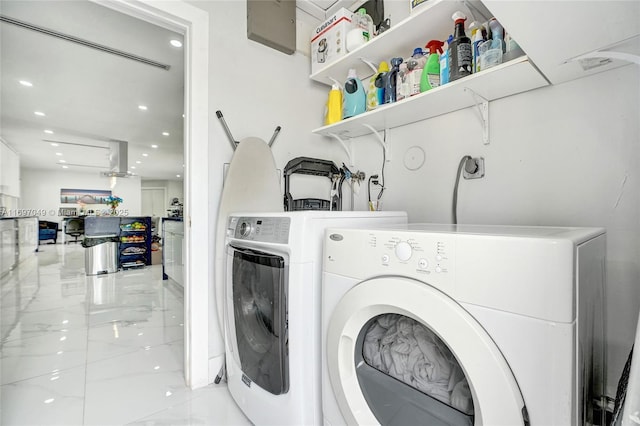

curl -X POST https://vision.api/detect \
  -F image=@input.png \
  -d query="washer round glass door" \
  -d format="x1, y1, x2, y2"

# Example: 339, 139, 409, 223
326, 276, 528, 425
228, 244, 288, 395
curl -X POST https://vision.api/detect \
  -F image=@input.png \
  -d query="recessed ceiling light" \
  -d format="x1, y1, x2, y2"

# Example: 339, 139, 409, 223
151, 144, 158, 149
50, 143, 59, 147
44, 129, 54, 134
55, 152, 63, 156
170, 39, 183, 48
138, 105, 148, 111
131, 166, 136, 169
34, 111, 45, 116
62, 165, 69, 169
162, 132, 169, 136
176, 174, 181, 178
136, 160, 142, 164
59, 160, 66, 163
19, 80, 33, 87
142, 153, 148, 157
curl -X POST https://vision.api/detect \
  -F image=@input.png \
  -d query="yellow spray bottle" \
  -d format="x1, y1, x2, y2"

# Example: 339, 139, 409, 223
324, 78, 343, 126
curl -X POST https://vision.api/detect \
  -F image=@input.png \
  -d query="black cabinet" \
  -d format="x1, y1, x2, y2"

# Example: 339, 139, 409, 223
119, 216, 151, 269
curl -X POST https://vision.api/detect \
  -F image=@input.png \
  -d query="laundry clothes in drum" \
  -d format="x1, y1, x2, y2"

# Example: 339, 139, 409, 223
362, 314, 473, 415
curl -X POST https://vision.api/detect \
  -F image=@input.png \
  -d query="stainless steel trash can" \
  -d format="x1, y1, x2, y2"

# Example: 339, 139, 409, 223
85, 241, 118, 275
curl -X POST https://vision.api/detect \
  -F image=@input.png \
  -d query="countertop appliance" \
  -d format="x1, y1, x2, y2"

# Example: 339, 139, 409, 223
224, 210, 407, 425
322, 224, 606, 425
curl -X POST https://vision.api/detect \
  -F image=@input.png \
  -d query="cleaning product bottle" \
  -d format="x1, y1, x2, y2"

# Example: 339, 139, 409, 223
396, 61, 410, 101
406, 47, 427, 96
343, 68, 366, 119
448, 11, 472, 82
440, 35, 453, 86
366, 61, 389, 111
347, 7, 374, 51
479, 18, 504, 70
469, 21, 484, 73
385, 57, 403, 104
356, 8, 374, 41
324, 78, 343, 125
420, 40, 444, 92
489, 18, 505, 53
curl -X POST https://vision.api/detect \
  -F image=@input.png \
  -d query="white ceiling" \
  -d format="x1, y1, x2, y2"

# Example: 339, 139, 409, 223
0, 0, 185, 181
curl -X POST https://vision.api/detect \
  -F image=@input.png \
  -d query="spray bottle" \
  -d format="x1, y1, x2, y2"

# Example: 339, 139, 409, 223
420, 40, 444, 92
385, 57, 403, 104
448, 11, 472, 82
440, 35, 453, 86
324, 78, 342, 125
343, 68, 366, 119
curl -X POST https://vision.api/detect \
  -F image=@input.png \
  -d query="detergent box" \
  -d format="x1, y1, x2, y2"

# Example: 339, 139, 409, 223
311, 8, 354, 74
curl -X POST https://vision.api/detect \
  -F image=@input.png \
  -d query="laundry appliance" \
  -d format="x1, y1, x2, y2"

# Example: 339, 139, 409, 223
224, 210, 407, 425
322, 224, 606, 426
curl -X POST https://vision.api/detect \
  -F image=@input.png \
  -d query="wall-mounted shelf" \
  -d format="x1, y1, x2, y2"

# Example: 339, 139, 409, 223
312, 55, 548, 139
310, 0, 484, 85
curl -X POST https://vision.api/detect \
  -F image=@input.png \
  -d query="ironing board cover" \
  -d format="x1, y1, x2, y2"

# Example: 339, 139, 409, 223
214, 137, 283, 343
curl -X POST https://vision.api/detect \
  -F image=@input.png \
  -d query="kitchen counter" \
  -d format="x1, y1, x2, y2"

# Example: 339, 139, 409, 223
162, 218, 184, 287
1, 216, 38, 277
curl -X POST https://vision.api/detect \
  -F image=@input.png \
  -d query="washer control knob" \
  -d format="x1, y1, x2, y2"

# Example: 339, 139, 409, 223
239, 222, 252, 238
435, 266, 443, 273
381, 254, 390, 264
395, 241, 412, 261
435, 254, 443, 261
418, 258, 429, 269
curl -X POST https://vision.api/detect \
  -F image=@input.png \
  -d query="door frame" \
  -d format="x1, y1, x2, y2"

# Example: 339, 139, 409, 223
94, 0, 210, 389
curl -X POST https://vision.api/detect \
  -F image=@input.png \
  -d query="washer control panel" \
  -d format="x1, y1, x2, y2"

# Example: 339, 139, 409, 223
326, 228, 455, 287
227, 216, 291, 244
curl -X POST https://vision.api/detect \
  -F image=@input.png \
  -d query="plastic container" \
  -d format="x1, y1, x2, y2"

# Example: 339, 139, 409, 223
346, 8, 374, 52
396, 62, 410, 101
478, 18, 504, 71
324, 78, 342, 125
406, 47, 427, 96
343, 68, 366, 118
421, 40, 444, 92
366, 61, 389, 111
448, 11, 472, 82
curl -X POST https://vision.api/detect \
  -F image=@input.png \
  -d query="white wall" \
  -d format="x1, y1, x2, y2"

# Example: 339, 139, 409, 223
21, 168, 142, 224
184, 0, 336, 373
346, 64, 640, 397
142, 179, 184, 204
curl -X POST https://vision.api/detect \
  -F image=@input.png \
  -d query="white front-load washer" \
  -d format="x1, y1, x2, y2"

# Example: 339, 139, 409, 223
224, 211, 407, 425
322, 224, 606, 426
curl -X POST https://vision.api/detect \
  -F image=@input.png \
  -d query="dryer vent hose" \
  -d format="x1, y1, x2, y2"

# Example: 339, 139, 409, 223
452, 155, 472, 225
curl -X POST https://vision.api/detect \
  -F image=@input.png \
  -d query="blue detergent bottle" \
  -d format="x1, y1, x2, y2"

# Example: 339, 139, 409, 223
343, 68, 366, 119
440, 35, 453, 85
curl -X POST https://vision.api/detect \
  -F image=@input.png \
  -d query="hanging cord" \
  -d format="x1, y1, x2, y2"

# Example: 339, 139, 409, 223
377, 130, 387, 206
452, 155, 472, 224
367, 131, 388, 211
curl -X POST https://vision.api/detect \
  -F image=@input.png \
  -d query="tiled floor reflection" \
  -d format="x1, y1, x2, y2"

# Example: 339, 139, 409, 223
1, 243, 249, 425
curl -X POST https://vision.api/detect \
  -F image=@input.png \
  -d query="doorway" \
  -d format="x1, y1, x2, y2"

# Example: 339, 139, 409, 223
94, 0, 211, 389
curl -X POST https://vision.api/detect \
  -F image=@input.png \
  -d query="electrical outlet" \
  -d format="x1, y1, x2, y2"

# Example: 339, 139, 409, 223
463, 157, 485, 179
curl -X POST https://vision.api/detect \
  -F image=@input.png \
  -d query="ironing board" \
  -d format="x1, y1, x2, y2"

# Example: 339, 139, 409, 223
214, 137, 282, 348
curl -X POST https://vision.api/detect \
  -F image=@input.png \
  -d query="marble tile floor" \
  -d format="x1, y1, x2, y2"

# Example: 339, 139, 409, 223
1, 243, 251, 425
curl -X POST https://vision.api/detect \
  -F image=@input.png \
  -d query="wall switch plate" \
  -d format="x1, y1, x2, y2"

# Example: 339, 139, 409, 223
463, 157, 485, 179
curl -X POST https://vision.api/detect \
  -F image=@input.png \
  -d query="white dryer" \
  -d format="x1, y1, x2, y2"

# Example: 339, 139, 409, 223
224, 211, 407, 425
322, 224, 606, 426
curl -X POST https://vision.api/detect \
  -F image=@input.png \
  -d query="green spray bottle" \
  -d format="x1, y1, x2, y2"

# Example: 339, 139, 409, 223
420, 40, 444, 92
